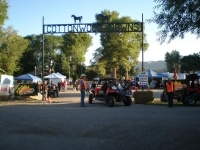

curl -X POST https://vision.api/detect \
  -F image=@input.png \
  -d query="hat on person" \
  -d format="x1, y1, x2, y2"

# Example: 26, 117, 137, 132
80, 74, 87, 78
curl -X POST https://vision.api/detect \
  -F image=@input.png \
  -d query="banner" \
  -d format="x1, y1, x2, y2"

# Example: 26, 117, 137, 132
1, 75, 14, 87
14, 83, 39, 96
0, 84, 10, 96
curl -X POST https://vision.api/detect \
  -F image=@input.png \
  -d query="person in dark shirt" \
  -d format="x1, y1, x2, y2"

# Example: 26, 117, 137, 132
91, 80, 97, 89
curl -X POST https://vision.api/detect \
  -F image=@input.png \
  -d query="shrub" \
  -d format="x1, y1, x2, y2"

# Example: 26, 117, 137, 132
133, 91, 154, 104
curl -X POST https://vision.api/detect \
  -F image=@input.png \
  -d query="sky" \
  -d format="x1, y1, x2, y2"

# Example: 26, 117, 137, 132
3, 0, 200, 66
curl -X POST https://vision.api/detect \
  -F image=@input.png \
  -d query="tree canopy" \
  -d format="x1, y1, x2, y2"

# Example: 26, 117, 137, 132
19, 34, 63, 76
92, 10, 149, 78
180, 53, 200, 72
0, 0, 8, 27
148, 0, 200, 43
61, 33, 92, 78
165, 50, 181, 72
0, 27, 28, 74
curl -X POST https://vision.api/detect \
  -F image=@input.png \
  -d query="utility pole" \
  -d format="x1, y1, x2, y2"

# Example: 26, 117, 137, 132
69, 56, 71, 79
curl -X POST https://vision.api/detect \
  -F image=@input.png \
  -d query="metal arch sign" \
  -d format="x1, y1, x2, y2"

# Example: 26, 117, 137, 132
41, 16, 144, 98
43, 22, 143, 34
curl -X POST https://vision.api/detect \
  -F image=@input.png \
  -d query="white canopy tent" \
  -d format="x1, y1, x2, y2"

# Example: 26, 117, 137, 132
44, 73, 66, 85
44, 73, 61, 79
55, 72, 66, 78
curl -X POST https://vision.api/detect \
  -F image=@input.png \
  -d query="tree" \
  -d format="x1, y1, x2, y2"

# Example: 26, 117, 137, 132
148, 0, 200, 43
180, 53, 200, 72
0, 27, 28, 75
90, 47, 103, 66
0, 0, 8, 73
55, 52, 68, 76
85, 68, 98, 81
43, 34, 63, 74
90, 47, 106, 77
94, 10, 148, 79
61, 33, 92, 78
0, 0, 8, 27
18, 34, 43, 75
165, 50, 181, 72
19, 34, 63, 75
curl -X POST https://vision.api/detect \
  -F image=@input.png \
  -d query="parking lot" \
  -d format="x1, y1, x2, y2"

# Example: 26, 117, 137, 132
0, 88, 200, 150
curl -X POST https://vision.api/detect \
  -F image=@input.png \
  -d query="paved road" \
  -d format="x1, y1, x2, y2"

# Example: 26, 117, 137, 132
0, 89, 200, 150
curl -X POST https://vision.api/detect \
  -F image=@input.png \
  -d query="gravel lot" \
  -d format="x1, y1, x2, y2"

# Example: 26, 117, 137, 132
0, 89, 200, 150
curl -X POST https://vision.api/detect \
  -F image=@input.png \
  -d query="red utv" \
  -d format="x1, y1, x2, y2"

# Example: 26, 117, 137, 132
181, 74, 200, 106
88, 78, 132, 107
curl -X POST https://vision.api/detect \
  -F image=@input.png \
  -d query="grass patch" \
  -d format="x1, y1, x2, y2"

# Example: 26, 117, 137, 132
149, 100, 184, 105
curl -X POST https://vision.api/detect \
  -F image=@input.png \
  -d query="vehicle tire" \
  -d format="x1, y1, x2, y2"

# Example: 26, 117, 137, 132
177, 95, 181, 102
53, 91, 56, 98
124, 96, 132, 106
181, 98, 187, 105
186, 95, 197, 106
181, 92, 187, 105
107, 96, 115, 107
89, 94, 93, 104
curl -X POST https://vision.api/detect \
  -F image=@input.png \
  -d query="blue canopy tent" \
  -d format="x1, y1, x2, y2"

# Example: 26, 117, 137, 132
14, 73, 42, 83
145, 69, 168, 78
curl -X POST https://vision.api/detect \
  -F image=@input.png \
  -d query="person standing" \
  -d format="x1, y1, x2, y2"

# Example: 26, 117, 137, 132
91, 80, 97, 89
43, 83, 48, 101
47, 84, 52, 103
79, 74, 87, 107
165, 78, 175, 107
57, 81, 61, 92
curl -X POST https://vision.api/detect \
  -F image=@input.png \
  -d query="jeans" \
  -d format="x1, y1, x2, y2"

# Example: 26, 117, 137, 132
167, 92, 173, 107
80, 90, 85, 107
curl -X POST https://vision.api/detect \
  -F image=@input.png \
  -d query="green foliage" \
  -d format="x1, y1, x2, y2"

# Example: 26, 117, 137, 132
95, 62, 106, 78
0, 27, 28, 75
165, 50, 181, 72
93, 10, 149, 78
19, 35, 43, 75
133, 91, 154, 104
61, 33, 92, 63
0, 0, 8, 27
55, 53, 68, 76
180, 53, 200, 72
148, 0, 200, 43
90, 47, 103, 65
61, 33, 92, 78
85, 68, 98, 81
43, 35, 63, 73
19, 34, 63, 75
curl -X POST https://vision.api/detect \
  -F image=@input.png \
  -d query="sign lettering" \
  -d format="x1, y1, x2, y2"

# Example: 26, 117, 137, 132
43, 22, 142, 34
139, 74, 148, 86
